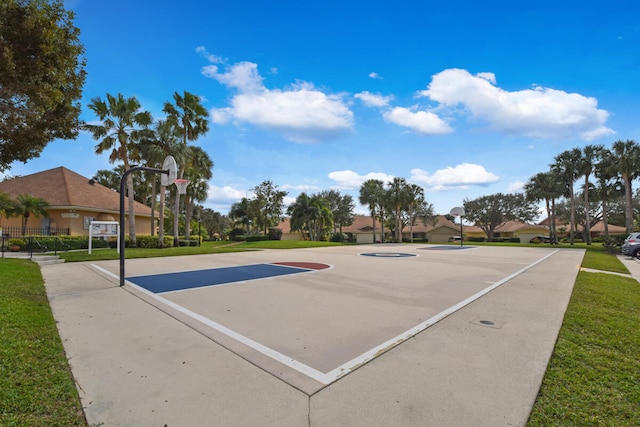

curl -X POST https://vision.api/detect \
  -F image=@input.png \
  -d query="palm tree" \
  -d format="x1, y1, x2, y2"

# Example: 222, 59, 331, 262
139, 120, 184, 246
13, 193, 49, 236
552, 148, 582, 244
229, 198, 252, 234
163, 91, 209, 246
83, 93, 153, 246
359, 179, 385, 243
406, 183, 424, 243
183, 146, 213, 238
386, 177, 410, 242
525, 170, 564, 242
611, 139, 640, 234
579, 145, 604, 244
593, 148, 622, 237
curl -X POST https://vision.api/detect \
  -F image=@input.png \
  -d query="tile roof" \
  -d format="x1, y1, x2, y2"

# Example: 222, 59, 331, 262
0, 166, 152, 216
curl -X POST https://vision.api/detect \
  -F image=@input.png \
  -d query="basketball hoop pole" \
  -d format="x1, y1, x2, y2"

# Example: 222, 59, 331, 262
119, 166, 169, 287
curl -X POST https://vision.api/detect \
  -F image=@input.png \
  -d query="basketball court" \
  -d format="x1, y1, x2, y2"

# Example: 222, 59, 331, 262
43, 244, 585, 425
86, 244, 565, 394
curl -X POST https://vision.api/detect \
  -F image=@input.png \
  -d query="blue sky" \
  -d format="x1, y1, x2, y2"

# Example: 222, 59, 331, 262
5, 0, 640, 217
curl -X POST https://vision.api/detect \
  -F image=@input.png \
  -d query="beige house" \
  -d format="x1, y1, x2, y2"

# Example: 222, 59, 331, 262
0, 166, 154, 237
278, 215, 465, 244
463, 220, 550, 242
538, 217, 627, 238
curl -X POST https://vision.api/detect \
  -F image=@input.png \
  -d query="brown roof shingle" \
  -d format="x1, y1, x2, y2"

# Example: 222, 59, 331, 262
0, 166, 152, 215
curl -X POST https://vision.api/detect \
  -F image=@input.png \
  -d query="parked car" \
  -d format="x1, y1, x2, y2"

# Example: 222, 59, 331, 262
448, 236, 463, 242
621, 232, 640, 257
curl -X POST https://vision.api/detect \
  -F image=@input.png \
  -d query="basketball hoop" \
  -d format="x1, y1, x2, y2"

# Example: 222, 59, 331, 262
174, 178, 190, 195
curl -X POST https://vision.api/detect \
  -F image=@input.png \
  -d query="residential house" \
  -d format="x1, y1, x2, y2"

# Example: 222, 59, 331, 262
0, 166, 154, 237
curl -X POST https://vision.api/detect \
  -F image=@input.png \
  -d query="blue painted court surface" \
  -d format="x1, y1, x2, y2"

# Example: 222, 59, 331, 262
128, 263, 313, 294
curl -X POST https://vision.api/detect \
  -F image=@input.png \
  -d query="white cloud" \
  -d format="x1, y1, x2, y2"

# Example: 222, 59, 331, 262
507, 180, 525, 193
383, 107, 453, 134
354, 91, 393, 107
281, 183, 322, 192
327, 170, 395, 190
419, 68, 614, 141
369, 72, 383, 80
207, 184, 246, 201
410, 163, 499, 190
201, 51, 354, 143
195, 46, 224, 64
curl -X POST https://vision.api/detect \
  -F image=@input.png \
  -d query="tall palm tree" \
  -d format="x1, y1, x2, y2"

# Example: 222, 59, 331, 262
183, 146, 213, 238
13, 193, 49, 236
406, 183, 424, 243
163, 91, 209, 246
139, 120, 184, 245
579, 144, 604, 244
359, 179, 385, 243
594, 148, 622, 237
386, 177, 410, 242
611, 139, 640, 234
552, 148, 582, 244
83, 93, 152, 246
524, 171, 563, 242
229, 198, 252, 234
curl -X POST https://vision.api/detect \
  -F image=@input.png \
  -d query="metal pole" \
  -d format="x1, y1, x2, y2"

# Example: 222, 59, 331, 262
119, 166, 168, 287
460, 217, 463, 247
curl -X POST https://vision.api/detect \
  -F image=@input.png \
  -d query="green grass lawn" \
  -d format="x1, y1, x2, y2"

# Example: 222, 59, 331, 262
0, 259, 86, 426
3, 243, 639, 425
527, 251, 640, 425
55, 239, 346, 262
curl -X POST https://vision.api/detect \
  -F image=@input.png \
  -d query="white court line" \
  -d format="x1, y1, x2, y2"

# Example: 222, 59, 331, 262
90, 249, 559, 385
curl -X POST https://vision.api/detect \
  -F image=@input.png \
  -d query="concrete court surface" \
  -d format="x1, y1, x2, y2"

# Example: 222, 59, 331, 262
42, 244, 585, 426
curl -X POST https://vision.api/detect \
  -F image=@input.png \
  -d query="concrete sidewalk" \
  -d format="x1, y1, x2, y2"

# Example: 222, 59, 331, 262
42, 248, 585, 426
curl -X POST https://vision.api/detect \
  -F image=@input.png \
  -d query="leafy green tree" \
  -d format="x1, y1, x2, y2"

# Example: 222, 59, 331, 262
83, 93, 153, 246
13, 193, 49, 235
0, 192, 13, 224
163, 91, 209, 246
552, 148, 583, 244
611, 139, 640, 234
200, 208, 230, 240
0, 0, 86, 171
252, 180, 288, 234
359, 179, 385, 243
318, 189, 354, 233
463, 193, 538, 242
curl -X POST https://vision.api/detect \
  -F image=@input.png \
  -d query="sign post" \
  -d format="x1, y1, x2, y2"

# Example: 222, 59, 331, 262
89, 221, 119, 254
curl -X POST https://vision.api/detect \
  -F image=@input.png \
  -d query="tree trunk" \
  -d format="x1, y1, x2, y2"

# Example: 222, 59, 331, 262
624, 174, 634, 234
127, 174, 136, 247
584, 176, 592, 245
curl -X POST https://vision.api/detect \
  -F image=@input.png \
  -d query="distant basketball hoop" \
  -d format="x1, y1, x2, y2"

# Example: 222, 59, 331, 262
174, 178, 190, 195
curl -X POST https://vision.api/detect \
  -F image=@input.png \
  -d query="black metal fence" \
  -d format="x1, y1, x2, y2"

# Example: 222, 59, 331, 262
0, 225, 71, 238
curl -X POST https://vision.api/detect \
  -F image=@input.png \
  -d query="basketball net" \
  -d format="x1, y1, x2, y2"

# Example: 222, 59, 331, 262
174, 178, 190, 195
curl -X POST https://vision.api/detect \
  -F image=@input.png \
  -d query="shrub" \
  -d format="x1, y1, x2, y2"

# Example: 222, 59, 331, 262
268, 228, 283, 240
602, 234, 626, 253
468, 236, 486, 242
330, 233, 348, 242
228, 228, 245, 240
